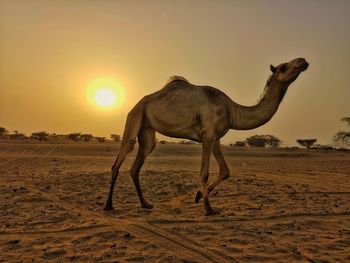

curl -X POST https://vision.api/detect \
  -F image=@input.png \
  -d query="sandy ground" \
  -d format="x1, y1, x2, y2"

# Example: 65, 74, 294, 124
0, 140, 349, 262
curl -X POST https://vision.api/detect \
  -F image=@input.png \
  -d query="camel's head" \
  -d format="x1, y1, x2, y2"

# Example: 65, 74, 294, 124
270, 58, 309, 85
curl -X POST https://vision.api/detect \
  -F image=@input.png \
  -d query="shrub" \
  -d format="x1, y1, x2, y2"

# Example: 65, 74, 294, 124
80, 134, 93, 142
31, 131, 49, 141
333, 117, 350, 147
233, 141, 246, 147
296, 139, 317, 149
67, 132, 81, 141
0, 127, 8, 138
95, 137, 106, 143
246, 135, 281, 148
110, 134, 121, 143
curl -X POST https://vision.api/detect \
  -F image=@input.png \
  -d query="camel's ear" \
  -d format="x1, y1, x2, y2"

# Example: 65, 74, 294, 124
270, 65, 277, 73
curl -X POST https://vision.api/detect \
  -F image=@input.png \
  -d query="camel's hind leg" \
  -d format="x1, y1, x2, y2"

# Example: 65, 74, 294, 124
130, 127, 156, 209
195, 140, 230, 204
200, 134, 218, 216
104, 107, 143, 211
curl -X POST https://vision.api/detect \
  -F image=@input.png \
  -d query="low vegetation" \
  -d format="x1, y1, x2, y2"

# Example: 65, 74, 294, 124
0, 127, 121, 143
31, 131, 49, 141
333, 117, 350, 147
246, 135, 281, 148
296, 139, 317, 149
0, 127, 8, 138
110, 134, 121, 143
2, 117, 350, 150
231, 141, 246, 147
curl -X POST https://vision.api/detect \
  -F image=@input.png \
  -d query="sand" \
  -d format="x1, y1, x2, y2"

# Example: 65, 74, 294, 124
0, 140, 349, 262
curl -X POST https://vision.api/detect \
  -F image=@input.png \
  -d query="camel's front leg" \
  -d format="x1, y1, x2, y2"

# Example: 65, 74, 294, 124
200, 135, 218, 216
195, 140, 230, 204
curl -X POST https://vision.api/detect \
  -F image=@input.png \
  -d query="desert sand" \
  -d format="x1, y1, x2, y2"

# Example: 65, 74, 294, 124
0, 140, 349, 262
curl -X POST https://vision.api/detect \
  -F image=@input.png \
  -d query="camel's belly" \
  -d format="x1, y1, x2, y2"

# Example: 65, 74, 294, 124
155, 127, 202, 142
144, 106, 202, 142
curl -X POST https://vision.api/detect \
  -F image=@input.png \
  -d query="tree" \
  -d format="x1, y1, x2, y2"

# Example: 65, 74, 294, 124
0, 127, 8, 138
334, 131, 350, 146
341, 117, 350, 125
246, 135, 281, 148
333, 117, 350, 147
50, 133, 66, 139
110, 134, 121, 143
95, 137, 106, 143
31, 131, 49, 141
10, 132, 26, 140
49, 133, 58, 139
233, 141, 246, 147
296, 139, 317, 149
67, 132, 81, 141
80, 134, 93, 142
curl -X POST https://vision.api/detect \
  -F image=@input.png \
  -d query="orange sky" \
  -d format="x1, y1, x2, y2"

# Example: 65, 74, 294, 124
0, 0, 349, 145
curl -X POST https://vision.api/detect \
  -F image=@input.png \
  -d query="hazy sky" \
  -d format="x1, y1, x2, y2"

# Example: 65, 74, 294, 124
1, 0, 349, 145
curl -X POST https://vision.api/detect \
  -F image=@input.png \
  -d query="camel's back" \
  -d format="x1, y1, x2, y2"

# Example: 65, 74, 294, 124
143, 78, 201, 116
157, 78, 198, 98
145, 76, 230, 104
139, 77, 231, 140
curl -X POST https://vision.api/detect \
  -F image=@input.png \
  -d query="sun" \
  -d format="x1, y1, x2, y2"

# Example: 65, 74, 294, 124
95, 88, 116, 107
86, 78, 125, 110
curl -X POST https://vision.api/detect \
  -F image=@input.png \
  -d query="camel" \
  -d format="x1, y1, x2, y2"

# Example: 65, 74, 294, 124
105, 57, 309, 216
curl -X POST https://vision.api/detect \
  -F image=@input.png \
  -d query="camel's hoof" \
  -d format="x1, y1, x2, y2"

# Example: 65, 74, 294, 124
205, 209, 220, 216
195, 191, 203, 204
104, 204, 114, 211
141, 203, 153, 209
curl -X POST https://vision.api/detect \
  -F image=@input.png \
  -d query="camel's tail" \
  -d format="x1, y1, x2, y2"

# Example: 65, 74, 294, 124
111, 101, 144, 171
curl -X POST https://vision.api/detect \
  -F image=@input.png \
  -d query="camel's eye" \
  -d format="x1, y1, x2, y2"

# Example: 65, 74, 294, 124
279, 64, 287, 72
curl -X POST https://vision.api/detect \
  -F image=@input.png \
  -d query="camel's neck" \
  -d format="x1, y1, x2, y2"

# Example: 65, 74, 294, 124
230, 77, 289, 130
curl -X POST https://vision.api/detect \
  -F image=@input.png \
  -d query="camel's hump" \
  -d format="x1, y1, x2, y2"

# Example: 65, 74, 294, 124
166, 76, 189, 84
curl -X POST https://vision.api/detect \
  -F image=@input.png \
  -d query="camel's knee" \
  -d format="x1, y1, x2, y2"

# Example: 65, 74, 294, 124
125, 138, 136, 153
130, 171, 140, 183
110, 172, 118, 184
201, 171, 210, 184
148, 141, 156, 154
220, 168, 230, 181
139, 142, 156, 156
129, 165, 140, 177
111, 156, 119, 171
